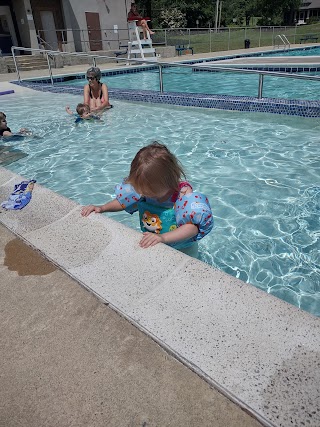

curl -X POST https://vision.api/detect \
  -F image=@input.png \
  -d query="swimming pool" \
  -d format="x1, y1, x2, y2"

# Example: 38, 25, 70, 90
199, 45, 320, 63
2, 91, 319, 316
58, 67, 320, 101
259, 46, 320, 57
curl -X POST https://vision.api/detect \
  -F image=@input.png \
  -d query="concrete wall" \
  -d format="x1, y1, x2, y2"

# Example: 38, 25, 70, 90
63, 0, 131, 52
5, 0, 131, 54
12, 0, 38, 50
0, 5, 18, 50
155, 45, 175, 58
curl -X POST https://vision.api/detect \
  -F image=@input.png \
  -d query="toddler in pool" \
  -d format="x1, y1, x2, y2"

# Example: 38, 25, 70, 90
65, 103, 101, 123
81, 142, 213, 257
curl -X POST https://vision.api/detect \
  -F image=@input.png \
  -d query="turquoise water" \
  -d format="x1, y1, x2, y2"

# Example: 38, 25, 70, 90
2, 91, 320, 316
60, 68, 320, 100
260, 46, 320, 57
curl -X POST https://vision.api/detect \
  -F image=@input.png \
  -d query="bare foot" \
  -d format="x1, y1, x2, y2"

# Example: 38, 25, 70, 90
149, 31, 155, 35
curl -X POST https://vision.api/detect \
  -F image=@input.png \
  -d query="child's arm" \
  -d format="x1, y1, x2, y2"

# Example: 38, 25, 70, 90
65, 105, 74, 115
139, 224, 198, 248
81, 199, 123, 217
140, 188, 213, 249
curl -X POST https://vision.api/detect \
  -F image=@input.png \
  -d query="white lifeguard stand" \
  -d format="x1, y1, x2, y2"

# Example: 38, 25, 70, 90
127, 20, 157, 62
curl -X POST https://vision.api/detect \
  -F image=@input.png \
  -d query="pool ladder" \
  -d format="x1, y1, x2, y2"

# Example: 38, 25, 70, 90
274, 34, 290, 50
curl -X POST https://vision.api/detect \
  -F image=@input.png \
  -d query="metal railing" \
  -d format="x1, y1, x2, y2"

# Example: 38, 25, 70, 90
11, 46, 320, 100
37, 35, 54, 51
274, 34, 290, 50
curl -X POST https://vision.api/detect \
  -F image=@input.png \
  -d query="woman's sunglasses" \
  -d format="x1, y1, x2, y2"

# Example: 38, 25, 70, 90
87, 76, 96, 81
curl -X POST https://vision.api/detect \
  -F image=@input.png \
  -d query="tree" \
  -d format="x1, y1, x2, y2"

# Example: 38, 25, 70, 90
159, 7, 187, 28
257, 0, 301, 26
223, 0, 258, 26
139, 0, 215, 28
137, 0, 301, 28
139, 0, 152, 19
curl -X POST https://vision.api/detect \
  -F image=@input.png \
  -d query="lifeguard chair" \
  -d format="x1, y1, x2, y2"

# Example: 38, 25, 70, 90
127, 20, 157, 62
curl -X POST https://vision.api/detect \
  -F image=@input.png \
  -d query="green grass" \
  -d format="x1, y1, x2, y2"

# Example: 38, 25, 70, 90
152, 24, 320, 54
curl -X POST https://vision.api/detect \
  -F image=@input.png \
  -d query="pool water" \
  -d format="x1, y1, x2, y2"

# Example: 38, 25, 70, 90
260, 46, 320, 57
60, 68, 320, 101
2, 91, 320, 316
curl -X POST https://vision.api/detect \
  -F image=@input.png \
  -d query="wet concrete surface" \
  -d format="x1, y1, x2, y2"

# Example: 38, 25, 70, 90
0, 144, 28, 167
4, 237, 57, 276
0, 224, 263, 427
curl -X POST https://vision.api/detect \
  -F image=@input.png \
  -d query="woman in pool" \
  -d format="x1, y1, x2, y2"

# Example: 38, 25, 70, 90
81, 142, 213, 258
83, 67, 112, 112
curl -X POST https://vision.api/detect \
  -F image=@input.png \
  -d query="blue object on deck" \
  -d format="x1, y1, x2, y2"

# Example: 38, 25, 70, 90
1, 179, 36, 210
0, 90, 15, 96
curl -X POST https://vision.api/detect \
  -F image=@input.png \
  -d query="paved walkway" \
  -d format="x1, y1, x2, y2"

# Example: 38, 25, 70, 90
0, 223, 263, 427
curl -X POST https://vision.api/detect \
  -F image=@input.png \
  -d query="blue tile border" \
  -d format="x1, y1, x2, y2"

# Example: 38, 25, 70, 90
194, 65, 320, 73
0, 90, 14, 96
11, 80, 320, 118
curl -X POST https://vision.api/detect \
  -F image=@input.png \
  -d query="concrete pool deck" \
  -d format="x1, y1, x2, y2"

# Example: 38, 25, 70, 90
0, 47, 320, 427
0, 222, 263, 427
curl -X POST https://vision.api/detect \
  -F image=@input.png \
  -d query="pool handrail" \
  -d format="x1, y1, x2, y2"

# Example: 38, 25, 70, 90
274, 34, 290, 50
11, 45, 320, 100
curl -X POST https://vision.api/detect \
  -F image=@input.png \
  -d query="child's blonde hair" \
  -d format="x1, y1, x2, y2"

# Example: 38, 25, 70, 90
126, 142, 186, 195
0, 112, 7, 120
76, 103, 90, 116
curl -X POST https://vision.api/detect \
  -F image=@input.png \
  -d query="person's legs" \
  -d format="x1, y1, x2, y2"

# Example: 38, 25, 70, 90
140, 20, 155, 37
140, 21, 148, 39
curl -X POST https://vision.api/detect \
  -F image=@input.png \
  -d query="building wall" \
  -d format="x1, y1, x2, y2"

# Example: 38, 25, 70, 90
12, 0, 38, 51
62, 0, 131, 52
3, 0, 131, 54
0, 5, 18, 53
30, 0, 65, 50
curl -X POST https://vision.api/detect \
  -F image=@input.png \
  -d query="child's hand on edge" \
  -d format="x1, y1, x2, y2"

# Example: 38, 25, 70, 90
139, 232, 164, 248
81, 205, 102, 217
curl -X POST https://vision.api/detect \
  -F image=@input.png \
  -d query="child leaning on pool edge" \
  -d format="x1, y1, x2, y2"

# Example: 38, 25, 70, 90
81, 142, 213, 257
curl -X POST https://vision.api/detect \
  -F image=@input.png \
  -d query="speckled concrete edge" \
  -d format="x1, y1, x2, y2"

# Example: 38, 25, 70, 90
0, 167, 319, 427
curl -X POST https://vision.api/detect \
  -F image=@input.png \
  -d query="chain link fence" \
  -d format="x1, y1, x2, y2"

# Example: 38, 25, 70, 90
36, 25, 320, 55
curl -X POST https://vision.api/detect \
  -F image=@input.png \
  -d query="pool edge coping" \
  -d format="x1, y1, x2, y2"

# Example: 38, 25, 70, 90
0, 166, 319, 427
